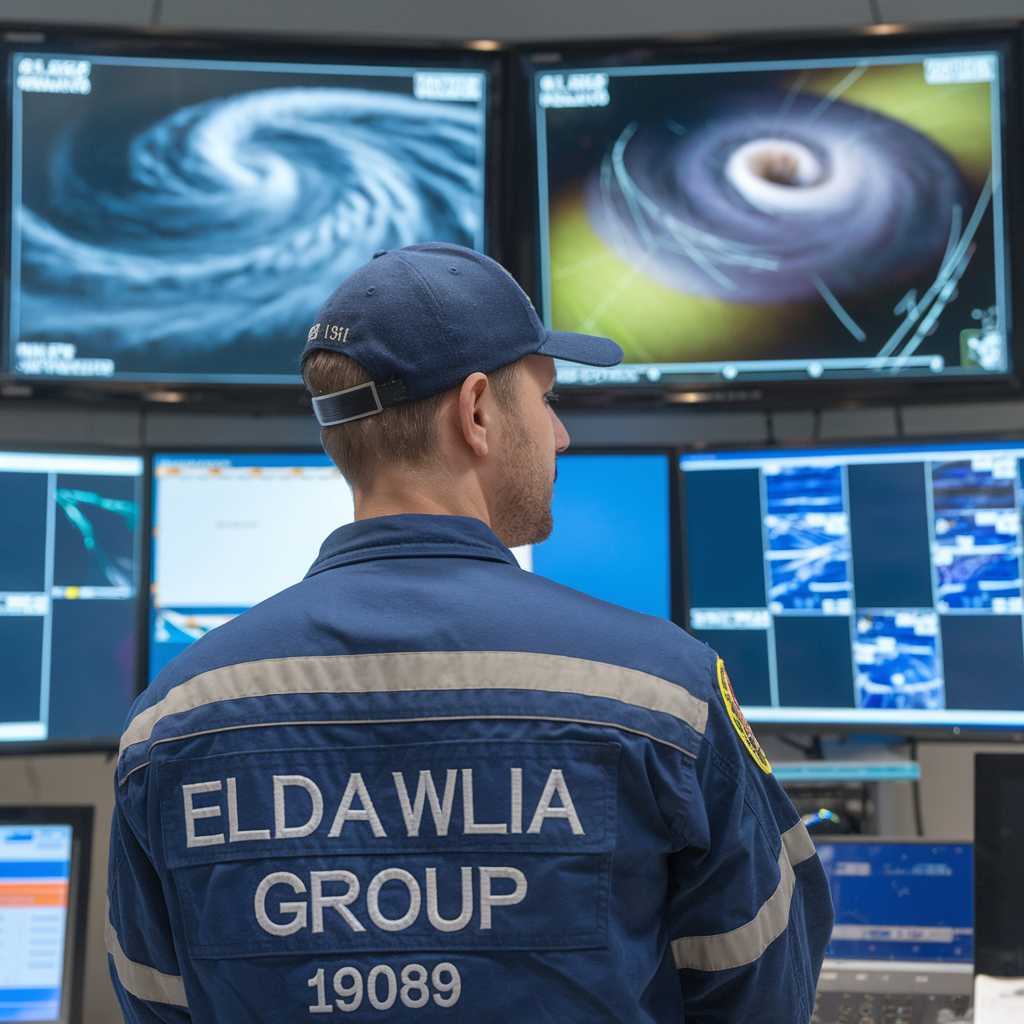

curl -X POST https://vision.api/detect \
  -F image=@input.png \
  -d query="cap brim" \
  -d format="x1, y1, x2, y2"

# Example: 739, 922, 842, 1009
537, 329, 623, 367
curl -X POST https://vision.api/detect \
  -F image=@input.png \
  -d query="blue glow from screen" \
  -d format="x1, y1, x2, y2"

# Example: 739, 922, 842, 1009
816, 841, 973, 963
532, 453, 671, 618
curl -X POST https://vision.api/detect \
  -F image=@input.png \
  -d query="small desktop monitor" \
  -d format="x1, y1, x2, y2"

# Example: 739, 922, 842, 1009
0, 806, 92, 1024
681, 439, 1024, 732
527, 27, 1018, 398
2, 28, 494, 385
813, 838, 974, 1019
0, 451, 143, 747
149, 449, 673, 679
816, 840, 973, 965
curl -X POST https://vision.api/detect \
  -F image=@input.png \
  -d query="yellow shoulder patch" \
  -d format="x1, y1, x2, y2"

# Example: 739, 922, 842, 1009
716, 657, 771, 774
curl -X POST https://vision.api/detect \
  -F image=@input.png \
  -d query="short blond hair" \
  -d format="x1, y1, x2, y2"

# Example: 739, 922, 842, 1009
302, 350, 521, 491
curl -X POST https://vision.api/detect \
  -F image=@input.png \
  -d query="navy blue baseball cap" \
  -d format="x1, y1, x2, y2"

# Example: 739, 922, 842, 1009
302, 242, 623, 426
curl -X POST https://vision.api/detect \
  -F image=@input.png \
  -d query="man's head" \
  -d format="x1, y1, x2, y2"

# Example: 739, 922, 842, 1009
301, 243, 621, 546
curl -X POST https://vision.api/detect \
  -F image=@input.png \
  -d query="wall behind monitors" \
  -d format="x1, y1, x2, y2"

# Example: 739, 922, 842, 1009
149, 450, 673, 680
527, 27, 1020, 399
681, 440, 1024, 732
2, 28, 495, 386
0, 451, 143, 747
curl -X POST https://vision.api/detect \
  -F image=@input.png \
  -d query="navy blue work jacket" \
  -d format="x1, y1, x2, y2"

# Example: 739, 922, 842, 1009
107, 514, 833, 1023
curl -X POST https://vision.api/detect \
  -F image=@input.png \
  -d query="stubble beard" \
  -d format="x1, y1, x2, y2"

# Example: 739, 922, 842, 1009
492, 417, 555, 549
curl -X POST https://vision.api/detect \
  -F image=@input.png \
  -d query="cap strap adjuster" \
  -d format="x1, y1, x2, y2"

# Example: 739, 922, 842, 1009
312, 381, 384, 426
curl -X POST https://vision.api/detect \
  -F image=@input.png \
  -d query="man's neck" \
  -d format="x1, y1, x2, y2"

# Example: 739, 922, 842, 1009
353, 469, 492, 528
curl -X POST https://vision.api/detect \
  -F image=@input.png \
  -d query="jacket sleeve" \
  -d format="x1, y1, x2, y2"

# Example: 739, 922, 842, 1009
107, 776, 192, 1024
666, 678, 834, 1022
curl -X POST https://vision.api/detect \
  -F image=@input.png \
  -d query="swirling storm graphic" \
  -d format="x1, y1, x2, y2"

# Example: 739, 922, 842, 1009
19, 87, 484, 367
587, 91, 970, 306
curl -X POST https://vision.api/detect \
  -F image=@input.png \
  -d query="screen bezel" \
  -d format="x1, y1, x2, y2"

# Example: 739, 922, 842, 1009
676, 431, 1024, 740
510, 22, 1024, 411
0, 444, 147, 755
0, 805, 93, 1024
0, 23, 505, 405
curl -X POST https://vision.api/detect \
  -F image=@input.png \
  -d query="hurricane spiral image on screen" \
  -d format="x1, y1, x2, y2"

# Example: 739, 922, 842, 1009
545, 61, 1002, 377
15, 81, 484, 379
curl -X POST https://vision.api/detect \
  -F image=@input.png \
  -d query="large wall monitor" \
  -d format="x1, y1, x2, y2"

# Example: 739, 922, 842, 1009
0, 806, 92, 1024
150, 450, 673, 680
681, 440, 1024, 732
529, 29, 1018, 397
2, 29, 493, 385
0, 451, 143, 747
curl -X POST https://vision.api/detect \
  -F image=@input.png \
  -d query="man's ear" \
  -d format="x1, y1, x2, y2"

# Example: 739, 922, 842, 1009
458, 372, 491, 457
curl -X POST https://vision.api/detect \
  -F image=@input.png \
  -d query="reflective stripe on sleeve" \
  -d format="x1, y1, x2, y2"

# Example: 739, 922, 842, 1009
120, 650, 709, 759
671, 821, 817, 973
105, 913, 188, 1008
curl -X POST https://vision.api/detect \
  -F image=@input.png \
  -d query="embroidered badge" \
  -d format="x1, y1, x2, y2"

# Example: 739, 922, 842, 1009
717, 657, 771, 774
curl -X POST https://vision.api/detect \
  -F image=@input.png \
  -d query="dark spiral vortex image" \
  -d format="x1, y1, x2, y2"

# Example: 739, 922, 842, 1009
18, 86, 485, 377
586, 92, 968, 304
546, 59, 999, 372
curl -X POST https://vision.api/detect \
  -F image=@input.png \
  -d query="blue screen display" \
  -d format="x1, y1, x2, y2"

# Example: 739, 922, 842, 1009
533, 453, 671, 619
8, 54, 488, 383
681, 440, 1024, 728
816, 842, 973, 963
149, 450, 673, 681
0, 451, 143, 744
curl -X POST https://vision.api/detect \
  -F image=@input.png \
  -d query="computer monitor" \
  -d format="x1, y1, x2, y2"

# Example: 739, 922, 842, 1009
0, 806, 92, 1024
0, 451, 144, 747
681, 439, 1024, 733
813, 838, 974, 1019
974, 753, 1024, 977
525, 26, 1019, 400
2, 27, 495, 386
816, 839, 973, 964
149, 449, 674, 679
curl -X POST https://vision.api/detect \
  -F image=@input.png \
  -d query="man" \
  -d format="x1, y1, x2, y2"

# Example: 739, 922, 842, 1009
107, 242, 832, 1023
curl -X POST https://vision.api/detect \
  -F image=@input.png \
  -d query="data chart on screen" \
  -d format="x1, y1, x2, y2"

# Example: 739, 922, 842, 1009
0, 824, 73, 1021
535, 44, 1010, 388
682, 441, 1024, 728
816, 841, 973, 964
150, 453, 356, 678
0, 451, 143, 744
7, 54, 488, 383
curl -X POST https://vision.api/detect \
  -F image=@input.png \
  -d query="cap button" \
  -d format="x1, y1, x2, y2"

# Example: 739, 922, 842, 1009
373, 250, 388, 259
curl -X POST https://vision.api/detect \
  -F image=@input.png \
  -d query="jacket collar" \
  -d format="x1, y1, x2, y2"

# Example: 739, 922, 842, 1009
305, 514, 520, 578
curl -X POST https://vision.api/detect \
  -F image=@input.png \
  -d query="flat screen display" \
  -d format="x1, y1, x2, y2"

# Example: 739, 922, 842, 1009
0, 824, 73, 1021
534, 40, 1012, 389
681, 440, 1024, 730
974, 753, 1024, 976
6, 51, 489, 383
816, 841, 973, 963
0, 451, 143, 745
150, 450, 672, 680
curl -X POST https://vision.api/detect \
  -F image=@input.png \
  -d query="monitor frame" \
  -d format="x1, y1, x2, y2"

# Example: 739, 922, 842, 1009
676, 431, 1024, 740
509, 21, 1024, 411
0, 444, 148, 755
0, 804, 93, 1024
0, 22, 506, 409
